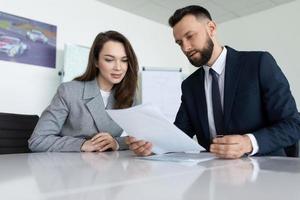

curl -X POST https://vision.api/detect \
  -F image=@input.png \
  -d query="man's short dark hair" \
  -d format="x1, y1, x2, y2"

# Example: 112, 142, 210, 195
168, 5, 212, 27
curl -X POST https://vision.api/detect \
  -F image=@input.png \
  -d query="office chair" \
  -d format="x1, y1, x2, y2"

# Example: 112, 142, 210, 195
0, 113, 39, 154
284, 142, 299, 158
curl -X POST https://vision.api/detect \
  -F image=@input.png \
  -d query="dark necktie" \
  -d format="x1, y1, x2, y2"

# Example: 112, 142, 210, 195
209, 68, 224, 135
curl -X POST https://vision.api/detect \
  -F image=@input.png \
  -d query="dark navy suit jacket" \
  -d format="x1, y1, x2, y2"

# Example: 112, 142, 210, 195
174, 46, 300, 156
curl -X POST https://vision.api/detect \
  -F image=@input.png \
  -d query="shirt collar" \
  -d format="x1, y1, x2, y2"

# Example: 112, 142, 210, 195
203, 46, 227, 76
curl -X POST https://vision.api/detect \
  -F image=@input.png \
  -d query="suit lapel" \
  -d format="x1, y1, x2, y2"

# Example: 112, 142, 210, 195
83, 79, 116, 133
106, 91, 115, 109
223, 46, 242, 131
195, 69, 210, 140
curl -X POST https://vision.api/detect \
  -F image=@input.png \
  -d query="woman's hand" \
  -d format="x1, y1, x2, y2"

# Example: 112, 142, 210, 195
81, 132, 118, 152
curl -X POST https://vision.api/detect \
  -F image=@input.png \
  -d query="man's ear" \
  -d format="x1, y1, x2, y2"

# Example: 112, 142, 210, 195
207, 21, 217, 37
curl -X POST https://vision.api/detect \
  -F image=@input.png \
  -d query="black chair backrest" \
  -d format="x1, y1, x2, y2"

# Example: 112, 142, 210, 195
284, 142, 299, 158
0, 113, 39, 154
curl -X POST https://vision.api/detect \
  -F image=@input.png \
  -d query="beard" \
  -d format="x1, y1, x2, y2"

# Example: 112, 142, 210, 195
187, 36, 214, 67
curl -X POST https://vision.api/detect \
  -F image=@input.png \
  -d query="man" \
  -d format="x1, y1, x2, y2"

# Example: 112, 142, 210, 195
126, 5, 300, 158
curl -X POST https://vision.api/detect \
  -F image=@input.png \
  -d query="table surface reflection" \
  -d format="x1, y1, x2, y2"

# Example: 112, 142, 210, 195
1, 151, 300, 200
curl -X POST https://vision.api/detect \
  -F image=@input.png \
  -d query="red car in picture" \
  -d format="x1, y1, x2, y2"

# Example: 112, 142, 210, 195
0, 35, 27, 57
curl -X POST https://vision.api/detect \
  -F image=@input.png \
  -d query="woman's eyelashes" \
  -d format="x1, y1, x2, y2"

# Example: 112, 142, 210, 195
103, 57, 128, 63
121, 58, 128, 63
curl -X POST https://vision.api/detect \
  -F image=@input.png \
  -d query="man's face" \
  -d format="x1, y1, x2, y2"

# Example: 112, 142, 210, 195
173, 14, 214, 67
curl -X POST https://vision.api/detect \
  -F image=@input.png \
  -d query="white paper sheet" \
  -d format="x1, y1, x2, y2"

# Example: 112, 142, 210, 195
107, 104, 205, 154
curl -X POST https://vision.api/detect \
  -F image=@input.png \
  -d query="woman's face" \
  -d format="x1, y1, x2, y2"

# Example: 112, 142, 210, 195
96, 41, 128, 90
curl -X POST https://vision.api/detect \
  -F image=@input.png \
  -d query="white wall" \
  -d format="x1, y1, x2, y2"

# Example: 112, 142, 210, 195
0, 0, 189, 115
217, 0, 300, 108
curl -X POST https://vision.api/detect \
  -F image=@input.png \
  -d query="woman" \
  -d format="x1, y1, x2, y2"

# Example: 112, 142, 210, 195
28, 30, 138, 152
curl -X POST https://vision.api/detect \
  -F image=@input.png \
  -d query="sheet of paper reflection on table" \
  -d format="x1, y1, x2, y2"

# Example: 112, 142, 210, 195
138, 152, 216, 164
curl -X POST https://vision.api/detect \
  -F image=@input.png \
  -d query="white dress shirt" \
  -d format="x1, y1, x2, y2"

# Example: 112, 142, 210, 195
203, 47, 258, 155
100, 89, 111, 108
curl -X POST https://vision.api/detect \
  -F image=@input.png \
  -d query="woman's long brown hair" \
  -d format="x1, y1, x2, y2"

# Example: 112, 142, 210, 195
74, 31, 138, 109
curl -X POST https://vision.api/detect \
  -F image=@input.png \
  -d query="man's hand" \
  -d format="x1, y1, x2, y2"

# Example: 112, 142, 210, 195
125, 136, 153, 156
210, 135, 253, 159
81, 132, 118, 152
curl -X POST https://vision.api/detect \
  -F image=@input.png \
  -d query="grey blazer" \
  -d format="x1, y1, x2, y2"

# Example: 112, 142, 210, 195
28, 79, 129, 152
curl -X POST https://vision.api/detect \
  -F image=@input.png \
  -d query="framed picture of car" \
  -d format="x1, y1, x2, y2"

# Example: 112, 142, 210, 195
0, 11, 57, 68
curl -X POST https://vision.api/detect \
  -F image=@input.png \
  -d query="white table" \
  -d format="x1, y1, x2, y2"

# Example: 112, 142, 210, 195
1, 151, 300, 200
